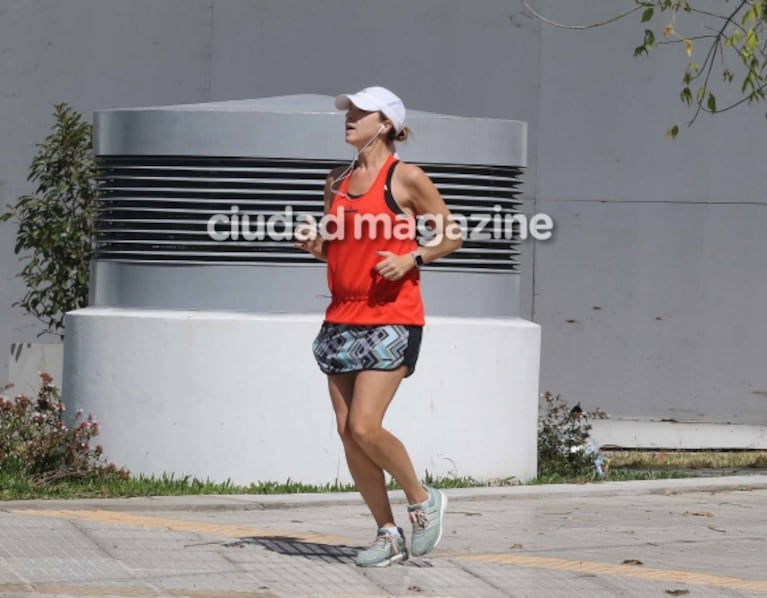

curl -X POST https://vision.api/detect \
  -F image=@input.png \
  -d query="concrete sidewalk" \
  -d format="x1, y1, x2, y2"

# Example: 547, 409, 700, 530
1, 475, 767, 597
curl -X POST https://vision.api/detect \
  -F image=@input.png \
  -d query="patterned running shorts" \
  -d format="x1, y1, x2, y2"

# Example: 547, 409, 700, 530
312, 323, 423, 378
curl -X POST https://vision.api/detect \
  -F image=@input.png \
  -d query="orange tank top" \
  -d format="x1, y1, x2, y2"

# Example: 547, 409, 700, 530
323, 155, 425, 326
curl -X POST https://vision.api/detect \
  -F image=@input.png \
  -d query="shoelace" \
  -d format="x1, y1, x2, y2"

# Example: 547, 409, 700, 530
367, 533, 401, 553
409, 508, 428, 529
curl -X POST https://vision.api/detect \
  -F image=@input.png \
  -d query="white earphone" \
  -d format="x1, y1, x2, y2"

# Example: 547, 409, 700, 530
330, 122, 389, 197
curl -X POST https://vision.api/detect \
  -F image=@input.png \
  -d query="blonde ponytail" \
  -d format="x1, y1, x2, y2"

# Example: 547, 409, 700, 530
389, 126, 412, 143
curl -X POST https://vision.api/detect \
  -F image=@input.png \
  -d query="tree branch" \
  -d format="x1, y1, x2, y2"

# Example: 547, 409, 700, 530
522, 1, 645, 30
656, 34, 718, 45
710, 80, 767, 113
689, 0, 750, 124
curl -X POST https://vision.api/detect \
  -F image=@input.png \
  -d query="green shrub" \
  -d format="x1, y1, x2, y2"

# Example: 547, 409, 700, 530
0, 103, 96, 337
0, 373, 128, 485
538, 391, 608, 478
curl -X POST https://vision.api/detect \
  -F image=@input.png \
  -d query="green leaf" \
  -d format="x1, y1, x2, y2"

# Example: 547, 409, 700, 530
643, 28, 656, 47
742, 73, 754, 93
707, 92, 717, 112
746, 29, 758, 51
665, 125, 680, 139
641, 7, 654, 22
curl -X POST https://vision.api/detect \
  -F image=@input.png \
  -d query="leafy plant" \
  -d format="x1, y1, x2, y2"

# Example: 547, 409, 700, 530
537, 391, 608, 478
524, 0, 767, 136
0, 372, 128, 485
0, 103, 97, 337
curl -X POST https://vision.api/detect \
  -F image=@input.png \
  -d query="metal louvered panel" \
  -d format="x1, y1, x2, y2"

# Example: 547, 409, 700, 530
95, 156, 524, 271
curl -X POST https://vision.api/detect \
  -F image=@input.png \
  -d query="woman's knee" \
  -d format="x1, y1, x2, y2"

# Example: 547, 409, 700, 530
348, 416, 381, 446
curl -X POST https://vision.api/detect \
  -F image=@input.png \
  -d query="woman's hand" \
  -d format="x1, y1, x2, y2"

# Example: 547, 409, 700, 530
375, 250, 415, 280
294, 222, 326, 261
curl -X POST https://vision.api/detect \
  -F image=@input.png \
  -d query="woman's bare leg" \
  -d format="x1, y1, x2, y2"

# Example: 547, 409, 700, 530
348, 368, 429, 506
328, 373, 396, 528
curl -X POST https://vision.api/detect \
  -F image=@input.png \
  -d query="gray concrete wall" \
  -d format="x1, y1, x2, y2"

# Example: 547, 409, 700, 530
1, 1, 765, 425
534, 1, 767, 424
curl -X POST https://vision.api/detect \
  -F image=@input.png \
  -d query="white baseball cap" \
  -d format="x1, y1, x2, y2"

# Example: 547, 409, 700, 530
334, 86, 406, 134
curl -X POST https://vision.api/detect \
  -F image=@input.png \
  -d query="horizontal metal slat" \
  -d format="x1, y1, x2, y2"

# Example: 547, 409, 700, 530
94, 155, 524, 270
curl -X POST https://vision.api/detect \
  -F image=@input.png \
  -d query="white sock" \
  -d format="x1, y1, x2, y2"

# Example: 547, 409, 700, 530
381, 525, 400, 538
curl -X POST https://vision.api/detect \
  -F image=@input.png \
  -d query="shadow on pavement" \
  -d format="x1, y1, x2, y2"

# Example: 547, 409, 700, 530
227, 536, 432, 567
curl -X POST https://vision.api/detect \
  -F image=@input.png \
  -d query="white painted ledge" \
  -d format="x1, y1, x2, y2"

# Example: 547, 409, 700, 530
592, 419, 767, 450
62, 308, 541, 485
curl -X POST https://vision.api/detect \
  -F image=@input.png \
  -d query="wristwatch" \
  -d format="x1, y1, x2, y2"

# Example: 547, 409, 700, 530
411, 251, 424, 269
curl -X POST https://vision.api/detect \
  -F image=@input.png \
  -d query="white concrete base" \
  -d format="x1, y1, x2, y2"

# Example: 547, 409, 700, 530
591, 419, 767, 450
8, 342, 64, 396
62, 308, 541, 485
